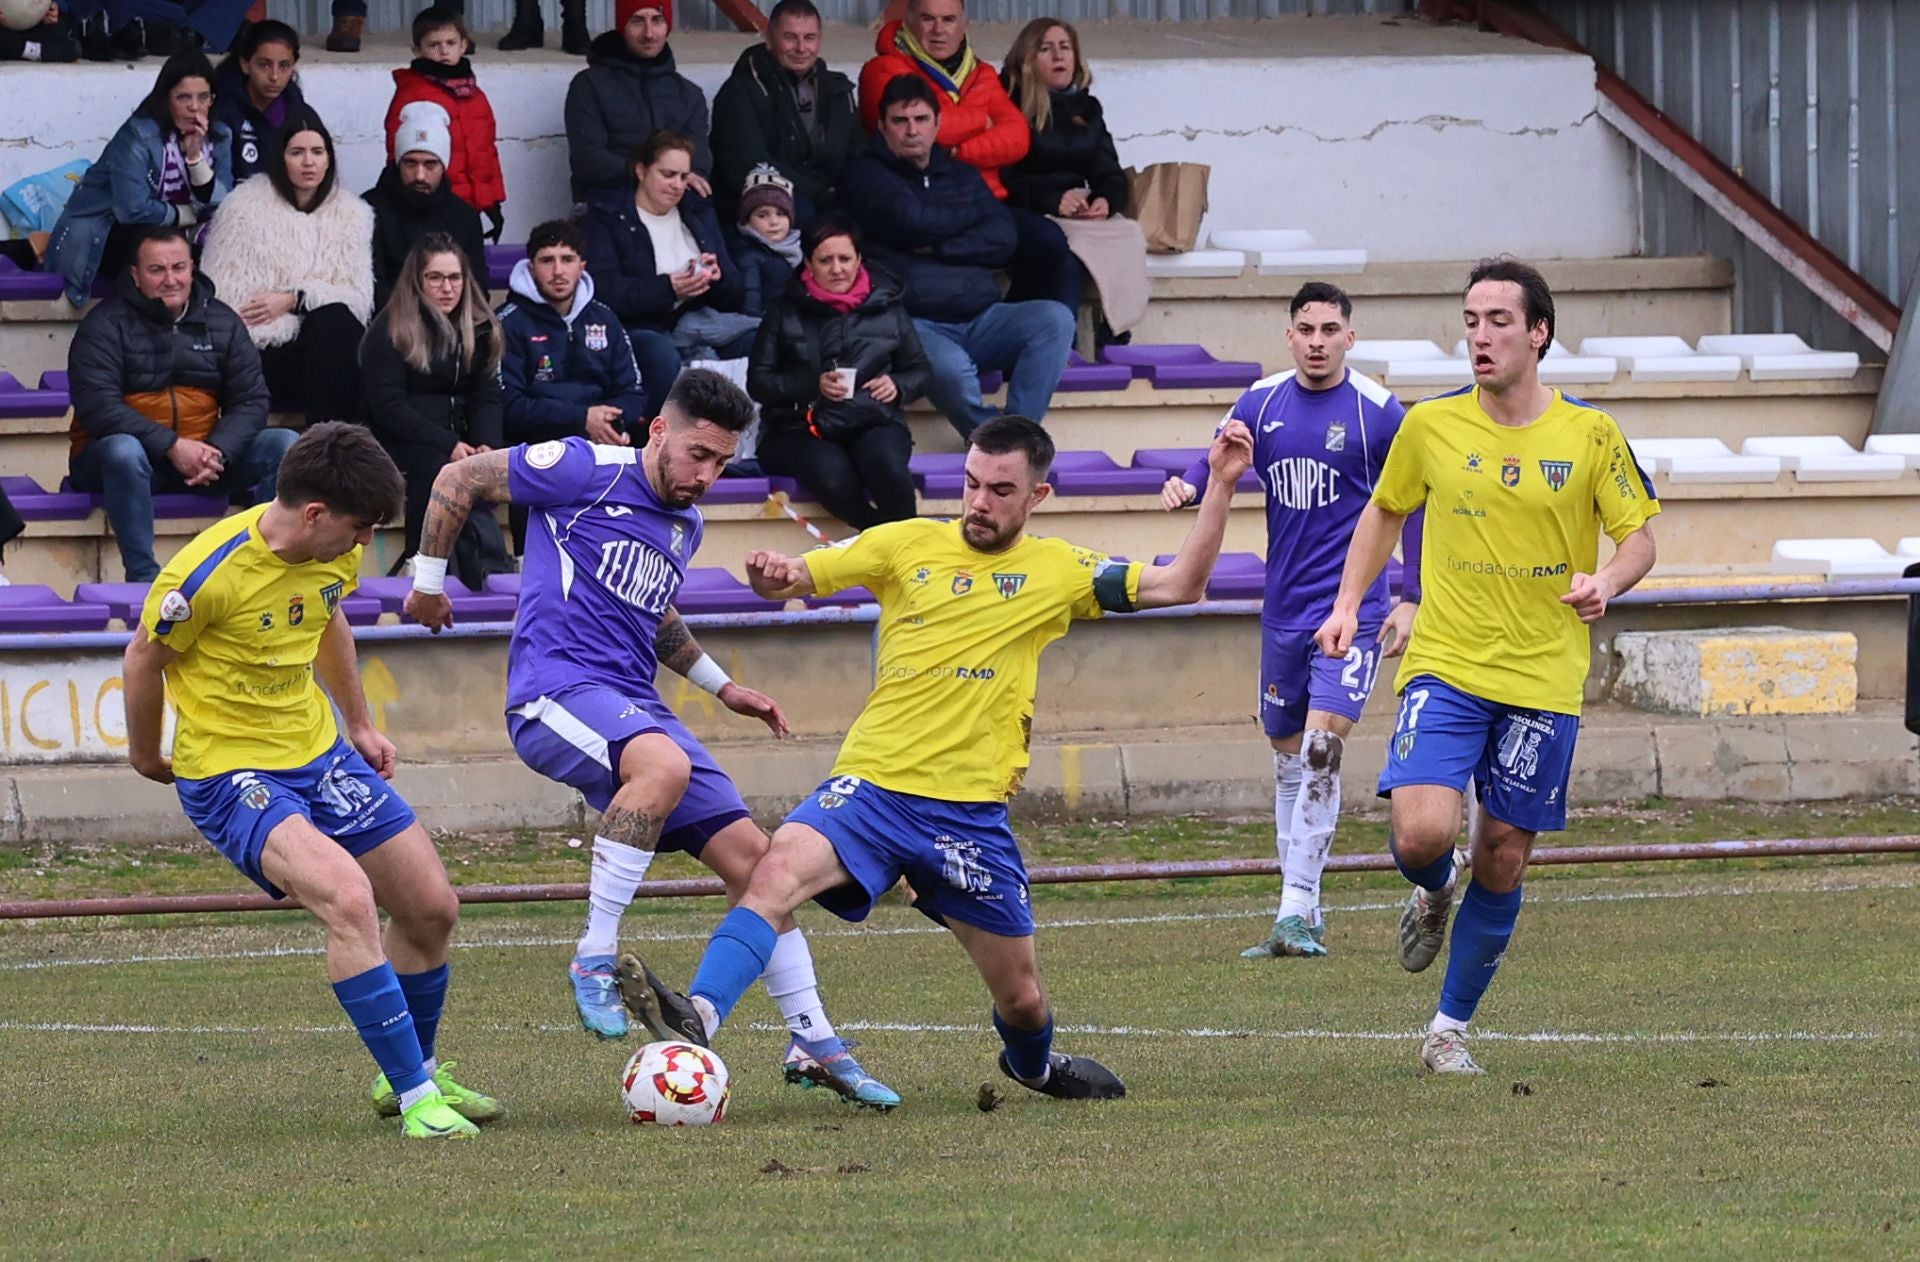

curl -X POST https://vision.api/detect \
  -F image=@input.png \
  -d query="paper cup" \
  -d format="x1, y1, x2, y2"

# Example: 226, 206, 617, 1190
830, 367, 858, 395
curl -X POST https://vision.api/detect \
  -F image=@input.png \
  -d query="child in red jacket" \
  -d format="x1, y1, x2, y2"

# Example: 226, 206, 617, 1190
384, 6, 508, 240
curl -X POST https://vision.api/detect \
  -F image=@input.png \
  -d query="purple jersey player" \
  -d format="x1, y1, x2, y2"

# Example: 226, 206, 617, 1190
1162, 282, 1421, 958
402, 368, 900, 1109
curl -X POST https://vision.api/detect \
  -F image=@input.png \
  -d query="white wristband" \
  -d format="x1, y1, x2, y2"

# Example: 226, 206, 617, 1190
411, 554, 449, 596
687, 653, 731, 695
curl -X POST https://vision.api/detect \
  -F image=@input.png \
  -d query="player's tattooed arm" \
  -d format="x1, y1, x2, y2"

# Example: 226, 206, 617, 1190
419, 449, 514, 559
599, 802, 667, 851
654, 607, 705, 677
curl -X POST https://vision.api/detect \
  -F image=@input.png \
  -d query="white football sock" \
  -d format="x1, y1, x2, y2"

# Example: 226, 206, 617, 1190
1271, 749, 1304, 917
397, 1081, 440, 1112
760, 929, 837, 1043
1278, 730, 1341, 922
1430, 1011, 1469, 1035
576, 836, 655, 958
692, 995, 721, 1040
421, 1056, 438, 1077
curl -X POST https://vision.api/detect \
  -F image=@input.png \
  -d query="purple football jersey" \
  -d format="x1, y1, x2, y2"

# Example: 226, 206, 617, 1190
1185, 368, 1406, 630
504, 437, 704, 707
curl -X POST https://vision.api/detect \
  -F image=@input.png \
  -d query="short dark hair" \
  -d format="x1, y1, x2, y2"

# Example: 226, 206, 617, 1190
266, 108, 338, 213
1289, 281, 1352, 321
879, 73, 941, 119
665, 368, 756, 433
767, 0, 820, 25
527, 218, 587, 258
130, 225, 193, 263
802, 213, 861, 261
630, 130, 696, 174
1466, 256, 1555, 361
275, 422, 406, 524
411, 4, 468, 46
969, 415, 1054, 479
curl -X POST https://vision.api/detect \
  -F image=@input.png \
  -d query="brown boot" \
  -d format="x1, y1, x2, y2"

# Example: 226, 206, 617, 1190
324, 15, 364, 52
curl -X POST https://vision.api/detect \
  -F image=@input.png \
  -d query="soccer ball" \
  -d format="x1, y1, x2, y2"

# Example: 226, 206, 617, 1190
0, 0, 52, 30
621, 1041, 730, 1126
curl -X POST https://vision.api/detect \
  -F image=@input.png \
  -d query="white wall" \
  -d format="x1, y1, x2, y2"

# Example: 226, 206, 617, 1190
1, 44, 1634, 259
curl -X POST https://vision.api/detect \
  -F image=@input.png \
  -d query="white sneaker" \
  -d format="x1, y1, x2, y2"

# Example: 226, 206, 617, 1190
1419, 1029, 1484, 1076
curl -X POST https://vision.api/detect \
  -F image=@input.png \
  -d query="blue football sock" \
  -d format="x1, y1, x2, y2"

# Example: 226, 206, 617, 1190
1391, 833, 1455, 892
332, 963, 430, 1096
396, 963, 450, 1065
1437, 880, 1524, 1025
993, 1010, 1055, 1082
689, 907, 779, 1026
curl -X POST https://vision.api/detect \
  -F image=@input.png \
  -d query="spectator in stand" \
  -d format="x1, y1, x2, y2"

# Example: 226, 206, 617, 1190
730, 165, 802, 320
199, 109, 374, 428
498, 0, 588, 55
840, 76, 1071, 439
748, 214, 927, 530
324, 0, 365, 52
710, 0, 859, 223
0, 2, 78, 63
361, 234, 512, 588
47, 50, 232, 308
210, 20, 305, 184
565, 0, 711, 205
1001, 19, 1148, 345
363, 101, 488, 313
499, 218, 646, 448
67, 226, 288, 583
582, 131, 748, 414
384, 7, 507, 244
859, 0, 1078, 313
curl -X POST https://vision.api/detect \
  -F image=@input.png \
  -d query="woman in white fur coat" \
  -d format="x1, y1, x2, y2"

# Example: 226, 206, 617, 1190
200, 108, 374, 427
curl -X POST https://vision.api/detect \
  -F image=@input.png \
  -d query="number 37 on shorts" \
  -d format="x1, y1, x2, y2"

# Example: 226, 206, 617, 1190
1377, 674, 1582, 834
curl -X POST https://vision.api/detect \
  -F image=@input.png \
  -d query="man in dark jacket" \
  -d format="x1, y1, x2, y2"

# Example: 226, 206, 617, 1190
363, 102, 489, 313
67, 226, 288, 583
499, 219, 647, 448
709, 0, 859, 222
565, 0, 712, 204
838, 76, 1072, 439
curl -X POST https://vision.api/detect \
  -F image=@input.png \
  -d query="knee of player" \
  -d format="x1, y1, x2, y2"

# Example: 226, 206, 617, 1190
618, 738, 692, 798
1300, 728, 1345, 775
305, 870, 380, 934
403, 885, 461, 939
997, 981, 1050, 1029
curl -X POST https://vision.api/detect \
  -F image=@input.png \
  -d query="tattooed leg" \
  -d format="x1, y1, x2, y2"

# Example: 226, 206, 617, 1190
576, 732, 692, 959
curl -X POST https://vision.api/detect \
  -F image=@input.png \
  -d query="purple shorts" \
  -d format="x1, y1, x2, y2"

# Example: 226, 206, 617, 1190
1259, 622, 1385, 740
507, 683, 750, 855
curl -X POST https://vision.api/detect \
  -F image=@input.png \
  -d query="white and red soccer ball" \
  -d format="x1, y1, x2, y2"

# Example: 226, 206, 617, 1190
621, 1041, 730, 1126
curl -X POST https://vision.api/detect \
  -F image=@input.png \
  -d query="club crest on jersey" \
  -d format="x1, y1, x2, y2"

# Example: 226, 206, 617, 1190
952, 571, 974, 596
526, 440, 566, 469
158, 589, 192, 623
1395, 731, 1416, 760
670, 522, 688, 557
585, 323, 609, 352
1500, 456, 1522, 488
288, 592, 305, 627
1539, 459, 1573, 492
233, 772, 272, 811
992, 572, 1027, 600
817, 793, 846, 811
1324, 422, 1347, 452
320, 581, 343, 615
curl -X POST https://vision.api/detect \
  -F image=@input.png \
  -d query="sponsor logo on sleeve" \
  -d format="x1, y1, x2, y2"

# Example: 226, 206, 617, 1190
526, 440, 566, 469
158, 590, 192, 624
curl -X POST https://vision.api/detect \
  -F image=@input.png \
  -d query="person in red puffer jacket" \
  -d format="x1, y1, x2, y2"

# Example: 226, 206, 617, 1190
384, 7, 508, 242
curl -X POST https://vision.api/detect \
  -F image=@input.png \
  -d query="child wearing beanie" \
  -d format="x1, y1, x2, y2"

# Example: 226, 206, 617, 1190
384, 5, 509, 241
732, 165, 803, 319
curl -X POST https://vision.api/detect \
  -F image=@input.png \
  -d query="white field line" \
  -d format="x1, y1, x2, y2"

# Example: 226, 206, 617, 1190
4, 871, 1917, 975
0, 1016, 1894, 1046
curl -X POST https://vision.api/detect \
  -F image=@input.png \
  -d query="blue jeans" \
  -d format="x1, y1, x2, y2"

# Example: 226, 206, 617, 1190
914, 302, 1074, 439
71, 427, 297, 582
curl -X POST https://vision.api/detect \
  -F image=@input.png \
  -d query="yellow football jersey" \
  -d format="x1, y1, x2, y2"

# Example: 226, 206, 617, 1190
140, 504, 362, 779
805, 518, 1144, 802
1372, 387, 1660, 714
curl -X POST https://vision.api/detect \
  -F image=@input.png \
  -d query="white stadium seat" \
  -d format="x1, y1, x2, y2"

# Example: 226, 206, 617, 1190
1897, 538, 1920, 559
1144, 249, 1247, 279
1347, 340, 1472, 387
1454, 339, 1618, 384
1208, 229, 1368, 276
1770, 538, 1906, 578
1696, 334, 1861, 381
1625, 438, 1779, 483
1740, 436, 1907, 482
1862, 435, 1920, 468
1578, 336, 1743, 383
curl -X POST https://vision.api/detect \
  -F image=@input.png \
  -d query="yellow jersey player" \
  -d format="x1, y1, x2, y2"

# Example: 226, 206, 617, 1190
1316, 259, 1660, 1075
121, 422, 502, 1138
615, 415, 1254, 1104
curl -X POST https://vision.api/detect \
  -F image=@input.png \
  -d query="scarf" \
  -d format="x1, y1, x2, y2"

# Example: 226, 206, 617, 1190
741, 223, 804, 269
412, 57, 478, 100
803, 265, 871, 314
893, 23, 976, 102
158, 135, 190, 205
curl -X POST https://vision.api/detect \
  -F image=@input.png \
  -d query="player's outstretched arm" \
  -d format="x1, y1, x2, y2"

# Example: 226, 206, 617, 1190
1314, 501, 1407, 658
1564, 524, 1657, 623
1135, 420, 1255, 609
122, 628, 179, 784
744, 549, 816, 600
315, 608, 398, 779
403, 450, 515, 632
656, 606, 790, 737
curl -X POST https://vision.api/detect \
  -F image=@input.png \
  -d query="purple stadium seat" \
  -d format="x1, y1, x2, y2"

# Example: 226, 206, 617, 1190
37, 370, 69, 392
1128, 447, 1261, 494
1046, 451, 1168, 496
703, 476, 773, 506
1057, 350, 1133, 393
1, 475, 93, 520
1153, 551, 1264, 600
978, 371, 1004, 395
339, 596, 384, 626
910, 452, 968, 498
766, 475, 820, 504
483, 572, 521, 595
150, 491, 232, 519
0, 370, 70, 418
805, 585, 876, 608
484, 243, 519, 290
676, 568, 782, 613
74, 581, 151, 623
353, 576, 414, 613
1100, 344, 1262, 390
0, 257, 66, 302
0, 584, 113, 631
445, 581, 519, 621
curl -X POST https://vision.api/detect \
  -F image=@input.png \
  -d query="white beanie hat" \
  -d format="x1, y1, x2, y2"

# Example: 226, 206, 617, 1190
395, 100, 453, 167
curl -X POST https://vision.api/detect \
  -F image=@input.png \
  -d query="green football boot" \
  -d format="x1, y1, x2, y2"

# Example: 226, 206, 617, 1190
399, 1089, 480, 1139
373, 1061, 505, 1124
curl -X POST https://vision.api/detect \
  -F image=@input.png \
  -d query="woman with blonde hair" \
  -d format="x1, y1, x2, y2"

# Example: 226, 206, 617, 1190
361, 233, 513, 585
1001, 19, 1146, 343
